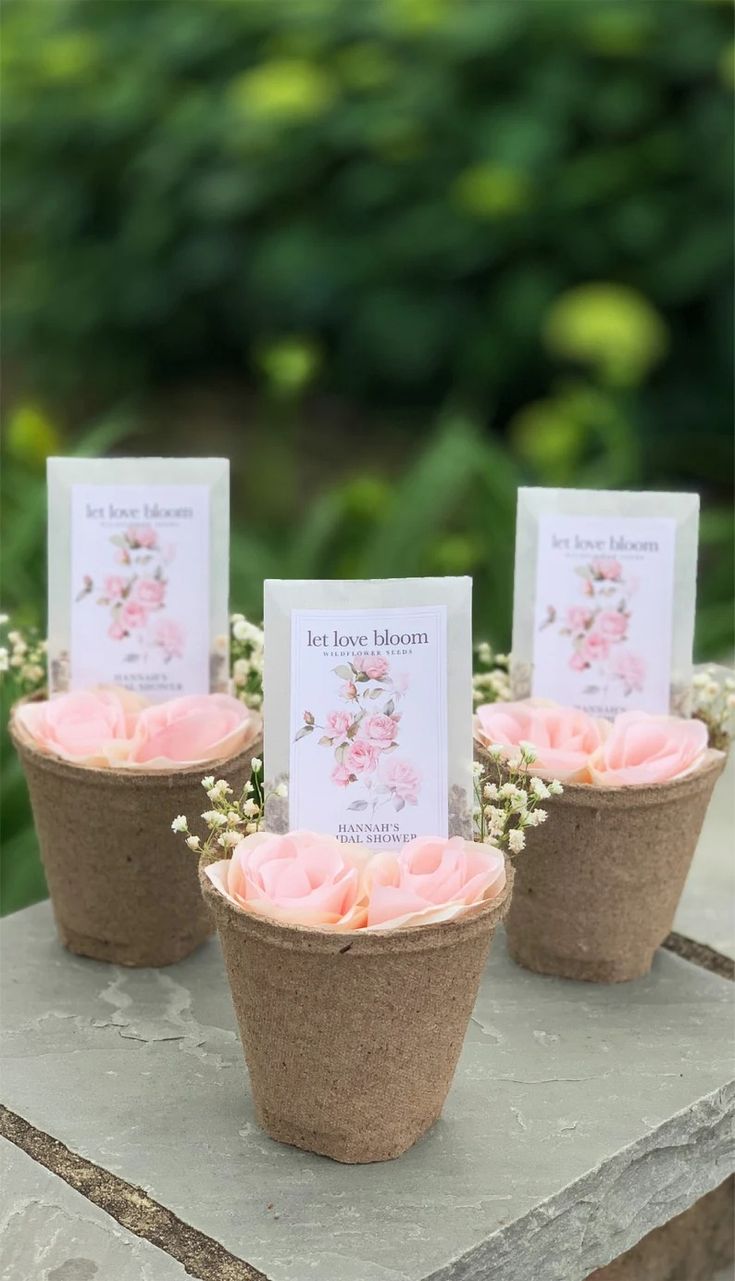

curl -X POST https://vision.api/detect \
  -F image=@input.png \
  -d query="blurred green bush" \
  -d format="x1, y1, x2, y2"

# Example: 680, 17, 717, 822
1, 0, 733, 913
2, 0, 733, 428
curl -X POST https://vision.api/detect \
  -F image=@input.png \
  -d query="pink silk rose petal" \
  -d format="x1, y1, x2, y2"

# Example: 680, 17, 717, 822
473, 699, 609, 782
208, 830, 372, 931
126, 694, 261, 768
588, 711, 718, 787
13, 687, 146, 767
365, 837, 506, 930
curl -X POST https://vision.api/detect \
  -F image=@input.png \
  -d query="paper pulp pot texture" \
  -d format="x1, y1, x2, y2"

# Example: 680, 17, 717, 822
200, 855, 514, 1164
475, 748, 724, 984
11, 705, 258, 968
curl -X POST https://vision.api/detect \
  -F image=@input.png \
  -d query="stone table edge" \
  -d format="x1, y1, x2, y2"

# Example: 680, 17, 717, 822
0, 1105, 269, 1281
1, 933, 733, 1281
429, 1081, 735, 1281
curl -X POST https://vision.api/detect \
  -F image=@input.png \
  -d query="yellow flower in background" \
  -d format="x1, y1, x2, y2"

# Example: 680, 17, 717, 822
544, 283, 668, 386
256, 337, 322, 397
230, 59, 336, 122
452, 164, 531, 219
6, 404, 61, 468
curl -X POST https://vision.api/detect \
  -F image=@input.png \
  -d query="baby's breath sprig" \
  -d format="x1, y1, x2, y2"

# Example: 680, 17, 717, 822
472, 641, 511, 709
0, 615, 47, 697
230, 615, 264, 710
691, 665, 735, 752
473, 743, 563, 856
171, 756, 287, 857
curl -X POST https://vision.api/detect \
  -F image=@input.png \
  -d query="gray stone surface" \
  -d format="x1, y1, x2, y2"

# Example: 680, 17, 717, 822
675, 753, 735, 959
2, 902, 733, 1281
0, 1137, 185, 1281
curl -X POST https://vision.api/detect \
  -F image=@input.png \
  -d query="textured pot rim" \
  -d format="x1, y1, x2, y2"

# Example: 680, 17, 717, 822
199, 848, 513, 955
474, 741, 726, 809
10, 693, 261, 788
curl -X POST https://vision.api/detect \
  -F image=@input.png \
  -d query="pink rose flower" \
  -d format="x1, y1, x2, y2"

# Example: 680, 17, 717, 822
359, 713, 399, 746
126, 524, 157, 549
134, 578, 165, 609
119, 600, 149, 633
14, 687, 144, 767
104, 575, 126, 600
128, 694, 261, 767
353, 654, 389, 681
108, 621, 126, 641
580, 631, 609, 664
379, 756, 421, 804
331, 763, 352, 787
611, 649, 646, 693
325, 710, 352, 743
366, 837, 506, 930
115, 548, 131, 566
205, 830, 371, 930
569, 651, 587, 672
565, 606, 592, 633
344, 738, 379, 775
581, 579, 593, 596
152, 618, 185, 659
473, 699, 608, 782
339, 681, 358, 702
591, 558, 622, 581
596, 610, 628, 641
589, 711, 717, 787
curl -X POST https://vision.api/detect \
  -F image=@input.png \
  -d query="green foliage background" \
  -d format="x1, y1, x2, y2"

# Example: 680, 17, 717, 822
1, 0, 733, 913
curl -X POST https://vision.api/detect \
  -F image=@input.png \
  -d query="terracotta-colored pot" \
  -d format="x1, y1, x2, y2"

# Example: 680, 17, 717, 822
477, 748, 725, 983
11, 703, 257, 967
200, 853, 513, 1163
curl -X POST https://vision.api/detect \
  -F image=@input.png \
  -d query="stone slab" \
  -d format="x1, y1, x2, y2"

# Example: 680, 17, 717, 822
0, 1136, 186, 1281
1, 902, 733, 1281
675, 753, 735, 959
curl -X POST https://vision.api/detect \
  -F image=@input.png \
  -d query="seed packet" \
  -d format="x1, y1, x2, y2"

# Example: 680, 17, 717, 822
264, 577, 473, 845
511, 487, 699, 718
47, 457, 229, 698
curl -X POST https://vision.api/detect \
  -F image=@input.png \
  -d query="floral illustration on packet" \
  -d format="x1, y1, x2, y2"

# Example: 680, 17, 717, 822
295, 653, 421, 814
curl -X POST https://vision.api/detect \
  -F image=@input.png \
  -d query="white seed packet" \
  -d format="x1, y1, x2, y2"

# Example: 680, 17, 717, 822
511, 487, 699, 718
47, 457, 229, 699
264, 577, 473, 845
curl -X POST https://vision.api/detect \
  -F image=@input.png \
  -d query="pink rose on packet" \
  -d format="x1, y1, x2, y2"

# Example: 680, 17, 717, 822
104, 575, 126, 600
14, 687, 145, 767
325, 710, 352, 743
596, 610, 628, 640
353, 654, 389, 681
339, 681, 358, 702
359, 713, 399, 745
127, 694, 261, 767
108, 621, 126, 640
134, 578, 165, 609
569, 652, 587, 672
473, 699, 608, 782
127, 524, 157, 549
580, 632, 609, 664
119, 600, 149, 633
152, 618, 185, 660
205, 830, 371, 931
588, 711, 717, 787
591, 558, 622, 580
611, 649, 645, 693
379, 756, 421, 804
331, 763, 352, 787
366, 837, 506, 930
345, 738, 379, 775
565, 606, 592, 633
